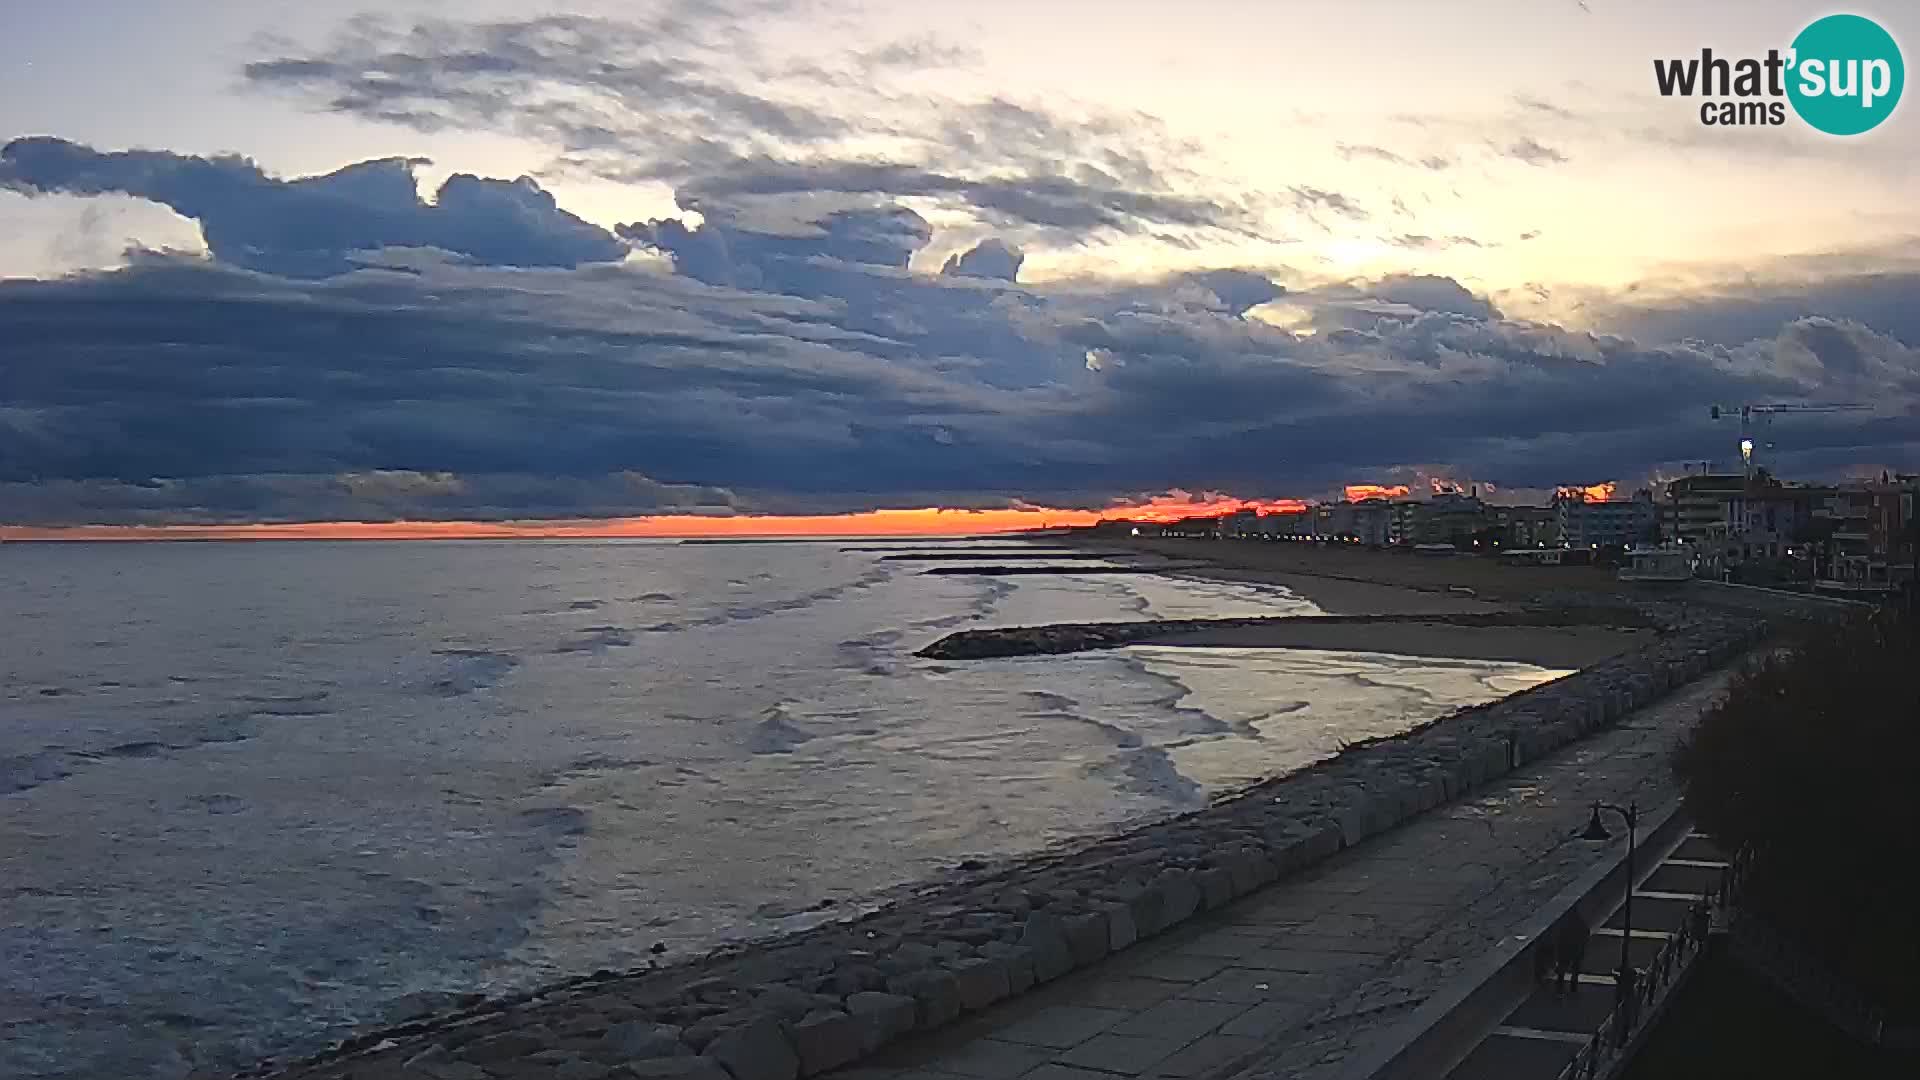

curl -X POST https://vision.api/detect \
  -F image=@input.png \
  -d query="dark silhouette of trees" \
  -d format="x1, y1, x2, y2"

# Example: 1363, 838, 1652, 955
1673, 608, 1920, 1015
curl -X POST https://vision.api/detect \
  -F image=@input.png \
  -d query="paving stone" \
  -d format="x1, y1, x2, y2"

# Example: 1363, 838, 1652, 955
1109, 999, 1247, 1044
1058, 975, 1180, 1012
1121, 951, 1230, 985
1057, 1033, 1188, 1076
1018, 1066, 1122, 1080
1239, 948, 1373, 974
1168, 929, 1270, 960
1176, 968, 1316, 1005
1143, 1034, 1264, 1078
993, 1005, 1130, 1049
923, 1038, 1052, 1079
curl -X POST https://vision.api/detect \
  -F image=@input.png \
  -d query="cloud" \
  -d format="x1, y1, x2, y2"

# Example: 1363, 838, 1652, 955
1295, 274, 1504, 331
4, 226, 1913, 526
0, 137, 626, 277
1592, 265, 1920, 350
239, 11, 1263, 243
1336, 144, 1454, 171
1336, 143, 1413, 166
1513, 95, 1578, 121
1503, 137, 1570, 166
941, 239, 1023, 281
1389, 234, 1485, 250
0, 471, 740, 526
1289, 186, 1369, 220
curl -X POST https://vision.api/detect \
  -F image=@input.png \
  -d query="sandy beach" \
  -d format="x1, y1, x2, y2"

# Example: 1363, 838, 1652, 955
1138, 619, 1648, 668
1093, 535, 1625, 609
1049, 534, 1651, 668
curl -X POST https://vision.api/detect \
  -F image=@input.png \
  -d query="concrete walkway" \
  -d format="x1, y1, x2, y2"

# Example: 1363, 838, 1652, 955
823, 666, 1743, 1080
1441, 831, 1729, 1080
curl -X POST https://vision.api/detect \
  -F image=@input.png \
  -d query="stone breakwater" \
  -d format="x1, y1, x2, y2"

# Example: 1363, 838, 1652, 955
915, 608, 1657, 661
241, 611, 1765, 1080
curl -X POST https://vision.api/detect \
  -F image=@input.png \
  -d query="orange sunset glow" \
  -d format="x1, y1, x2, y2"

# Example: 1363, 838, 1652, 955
1556, 481, 1619, 504
0, 493, 1320, 542
1343, 484, 1412, 501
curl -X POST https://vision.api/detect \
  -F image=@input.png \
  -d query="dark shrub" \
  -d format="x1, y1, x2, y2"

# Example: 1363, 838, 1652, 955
1674, 608, 1920, 1012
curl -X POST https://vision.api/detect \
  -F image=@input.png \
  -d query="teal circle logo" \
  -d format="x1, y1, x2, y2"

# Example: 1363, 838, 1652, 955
1787, 14, 1904, 135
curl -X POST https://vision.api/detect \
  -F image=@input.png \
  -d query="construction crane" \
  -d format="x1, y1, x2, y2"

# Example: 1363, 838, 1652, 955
1710, 403, 1871, 477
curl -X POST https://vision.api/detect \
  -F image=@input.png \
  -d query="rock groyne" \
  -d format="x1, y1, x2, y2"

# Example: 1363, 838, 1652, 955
916, 607, 1659, 661
248, 612, 1766, 1080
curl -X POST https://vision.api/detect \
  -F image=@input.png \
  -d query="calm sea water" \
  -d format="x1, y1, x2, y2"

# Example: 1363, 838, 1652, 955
0, 539, 1564, 1078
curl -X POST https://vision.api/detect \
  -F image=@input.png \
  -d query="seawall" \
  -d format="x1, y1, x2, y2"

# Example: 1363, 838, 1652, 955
248, 611, 1767, 1080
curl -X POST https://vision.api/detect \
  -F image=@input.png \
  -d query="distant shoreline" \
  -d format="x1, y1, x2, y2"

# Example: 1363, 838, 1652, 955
1060, 533, 1630, 612
977, 532, 1656, 667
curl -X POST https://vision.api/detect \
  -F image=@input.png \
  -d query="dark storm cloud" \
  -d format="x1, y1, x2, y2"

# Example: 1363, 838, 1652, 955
0, 471, 740, 526
1297, 274, 1503, 332
941, 239, 1023, 281
665, 160, 1256, 237
239, 11, 1261, 241
2, 240, 1913, 524
1597, 269, 1920, 350
0, 137, 626, 277
6, 82, 1918, 528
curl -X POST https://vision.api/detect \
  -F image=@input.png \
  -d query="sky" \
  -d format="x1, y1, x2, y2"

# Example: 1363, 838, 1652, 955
1, 0, 1917, 532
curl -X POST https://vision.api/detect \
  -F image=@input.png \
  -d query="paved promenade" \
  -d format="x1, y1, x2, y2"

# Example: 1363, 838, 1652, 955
825, 666, 1742, 1080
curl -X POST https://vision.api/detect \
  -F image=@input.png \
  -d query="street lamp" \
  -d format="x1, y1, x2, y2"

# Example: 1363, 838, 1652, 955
1582, 802, 1641, 1042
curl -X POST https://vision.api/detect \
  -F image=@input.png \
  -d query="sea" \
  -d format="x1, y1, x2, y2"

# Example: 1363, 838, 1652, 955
0, 538, 1567, 1078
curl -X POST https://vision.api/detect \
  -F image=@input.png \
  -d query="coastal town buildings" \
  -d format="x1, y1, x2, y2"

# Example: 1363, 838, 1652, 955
1109, 471, 1912, 603
1314, 498, 1393, 545
1663, 473, 1747, 547
1723, 484, 1825, 573
1555, 489, 1658, 550
1493, 504, 1560, 549
1814, 477, 1918, 593
1404, 490, 1489, 547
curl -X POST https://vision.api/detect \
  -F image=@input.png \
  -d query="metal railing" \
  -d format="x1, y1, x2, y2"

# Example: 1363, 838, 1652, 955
1553, 847, 1753, 1080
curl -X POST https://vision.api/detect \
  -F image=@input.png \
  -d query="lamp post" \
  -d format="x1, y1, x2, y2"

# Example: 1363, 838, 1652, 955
1582, 802, 1640, 1041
